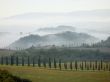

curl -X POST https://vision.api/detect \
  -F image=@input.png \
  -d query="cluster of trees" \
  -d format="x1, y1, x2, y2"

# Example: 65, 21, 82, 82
12, 47, 110, 61
0, 69, 31, 82
0, 56, 110, 71
80, 37, 110, 48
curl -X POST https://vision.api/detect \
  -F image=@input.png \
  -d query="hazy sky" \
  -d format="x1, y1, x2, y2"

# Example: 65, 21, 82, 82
0, 0, 110, 18
0, 0, 110, 33
0, 0, 110, 47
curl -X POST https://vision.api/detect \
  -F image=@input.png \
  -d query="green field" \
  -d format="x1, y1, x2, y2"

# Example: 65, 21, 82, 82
0, 65, 110, 82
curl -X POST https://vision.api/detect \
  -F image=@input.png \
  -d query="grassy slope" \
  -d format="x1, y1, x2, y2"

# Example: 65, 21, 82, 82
0, 65, 110, 82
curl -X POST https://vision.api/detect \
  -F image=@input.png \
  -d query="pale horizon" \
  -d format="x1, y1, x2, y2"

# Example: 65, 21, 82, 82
0, 0, 110, 18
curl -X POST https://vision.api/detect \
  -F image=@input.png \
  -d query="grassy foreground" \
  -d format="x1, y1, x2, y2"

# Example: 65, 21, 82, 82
0, 65, 110, 82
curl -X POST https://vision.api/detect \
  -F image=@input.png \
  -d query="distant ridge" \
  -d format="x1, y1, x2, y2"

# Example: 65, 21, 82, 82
9, 31, 98, 49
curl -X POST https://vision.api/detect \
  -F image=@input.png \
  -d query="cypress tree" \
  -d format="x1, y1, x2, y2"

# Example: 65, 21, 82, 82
1, 56, 4, 65
33, 57, 35, 67
80, 63, 82, 70
0, 56, 3, 65
75, 60, 78, 70
109, 64, 110, 71
64, 63, 67, 70
85, 60, 87, 70
27, 56, 30, 66
90, 61, 92, 70
70, 61, 73, 70
38, 56, 41, 67
100, 60, 103, 70
87, 64, 89, 70
93, 64, 95, 71
81, 61, 84, 70
54, 58, 57, 69
5, 56, 8, 65
104, 65, 106, 71
10, 56, 14, 65
43, 59, 46, 68
59, 59, 61, 70
16, 56, 18, 66
98, 63, 100, 71
48, 58, 51, 69
106, 63, 108, 70
22, 56, 24, 66
95, 60, 97, 70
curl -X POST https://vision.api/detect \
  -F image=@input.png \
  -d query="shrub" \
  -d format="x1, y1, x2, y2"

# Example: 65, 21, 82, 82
0, 69, 31, 82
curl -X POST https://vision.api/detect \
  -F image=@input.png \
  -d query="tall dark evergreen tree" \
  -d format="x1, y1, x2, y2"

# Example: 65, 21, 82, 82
48, 58, 51, 69
81, 61, 84, 70
87, 64, 89, 70
5, 56, 8, 65
16, 56, 18, 66
80, 63, 82, 70
59, 59, 61, 70
38, 56, 41, 67
10, 56, 14, 65
64, 63, 67, 70
22, 56, 24, 66
85, 60, 87, 70
70, 61, 73, 70
106, 63, 108, 70
27, 56, 30, 66
43, 59, 46, 68
33, 57, 35, 67
109, 64, 110, 71
89, 61, 92, 70
75, 60, 78, 70
95, 60, 97, 70
53, 58, 57, 69
93, 64, 95, 71
98, 63, 100, 71
1, 56, 4, 65
104, 65, 106, 71
0, 56, 3, 65
100, 60, 103, 70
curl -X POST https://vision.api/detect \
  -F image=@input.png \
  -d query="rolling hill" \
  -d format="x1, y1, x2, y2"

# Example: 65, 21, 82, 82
9, 31, 98, 49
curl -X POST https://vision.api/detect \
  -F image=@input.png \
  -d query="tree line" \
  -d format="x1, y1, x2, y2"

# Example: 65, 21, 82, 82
0, 56, 110, 71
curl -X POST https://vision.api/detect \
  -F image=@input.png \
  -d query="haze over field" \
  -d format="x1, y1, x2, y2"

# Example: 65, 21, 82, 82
0, 0, 110, 48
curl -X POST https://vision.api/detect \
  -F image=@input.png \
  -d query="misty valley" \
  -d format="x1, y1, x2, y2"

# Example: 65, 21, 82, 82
0, 1, 110, 82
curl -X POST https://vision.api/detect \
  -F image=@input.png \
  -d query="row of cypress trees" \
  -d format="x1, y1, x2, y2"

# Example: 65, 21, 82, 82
0, 56, 110, 71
